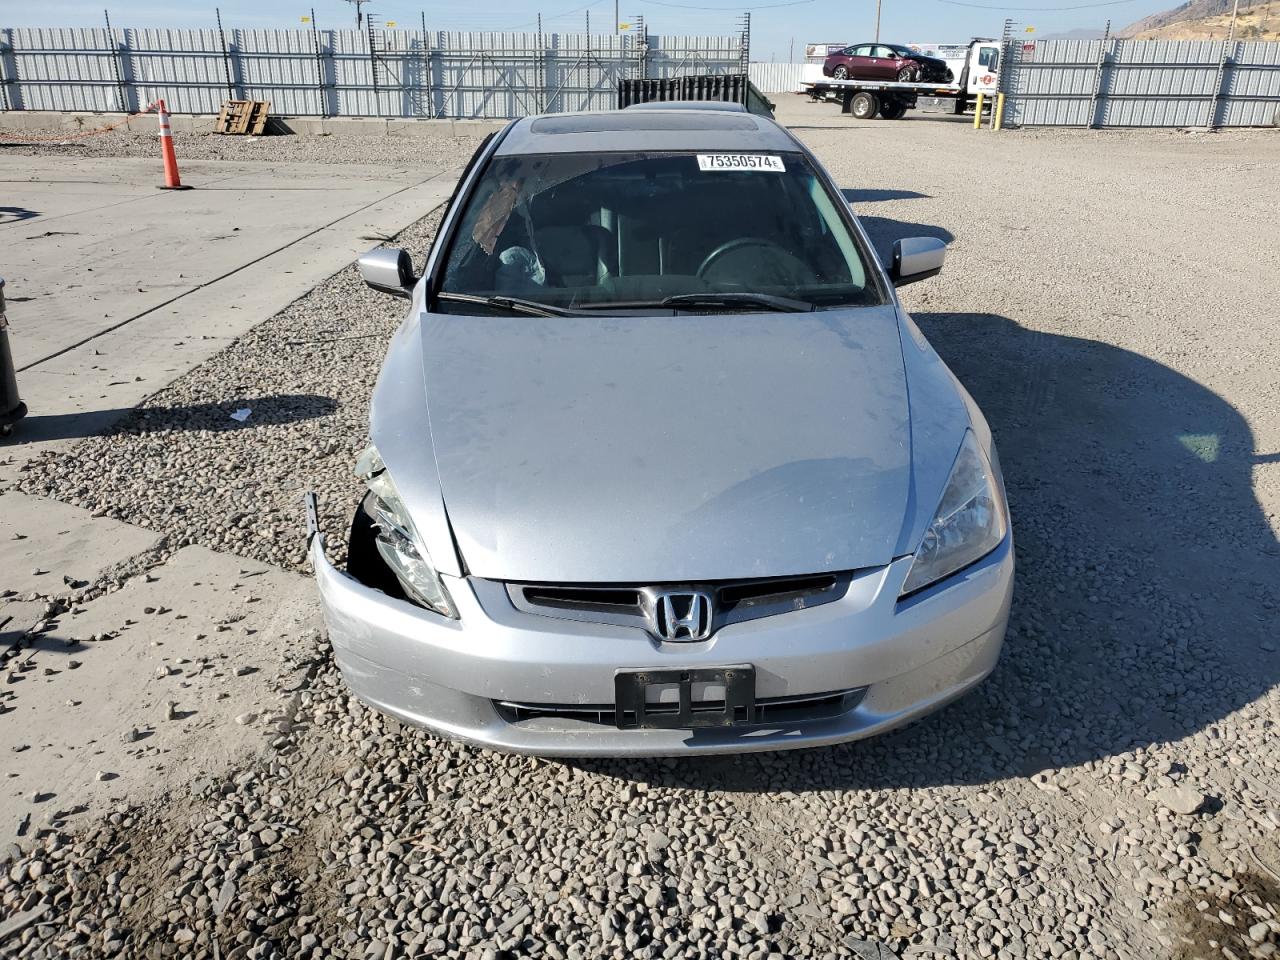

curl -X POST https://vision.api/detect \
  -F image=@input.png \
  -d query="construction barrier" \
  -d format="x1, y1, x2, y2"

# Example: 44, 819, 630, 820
155, 100, 185, 189
616, 75, 775, 117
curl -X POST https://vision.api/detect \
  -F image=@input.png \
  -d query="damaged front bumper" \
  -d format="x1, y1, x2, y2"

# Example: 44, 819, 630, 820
305, 493, 1013, 758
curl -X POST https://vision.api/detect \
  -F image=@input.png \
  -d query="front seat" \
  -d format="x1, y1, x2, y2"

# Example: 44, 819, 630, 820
533, 226, 617, 288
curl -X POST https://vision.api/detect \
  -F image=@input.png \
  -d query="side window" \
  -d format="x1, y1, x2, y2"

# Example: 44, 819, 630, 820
979, 46, 999, 70
853, 45, 873, 56
842, 46, 857, 55
874, 46, 896, 58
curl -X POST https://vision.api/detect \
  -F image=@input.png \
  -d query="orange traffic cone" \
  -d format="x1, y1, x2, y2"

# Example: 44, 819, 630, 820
156, 100, 191, 190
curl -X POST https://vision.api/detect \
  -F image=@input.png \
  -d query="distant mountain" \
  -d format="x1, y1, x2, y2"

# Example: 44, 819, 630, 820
1038, 27, 1108, 39
1117, 0, 1278, 38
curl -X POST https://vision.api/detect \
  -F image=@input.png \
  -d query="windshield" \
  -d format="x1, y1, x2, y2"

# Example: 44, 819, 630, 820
436, 151, 882, 313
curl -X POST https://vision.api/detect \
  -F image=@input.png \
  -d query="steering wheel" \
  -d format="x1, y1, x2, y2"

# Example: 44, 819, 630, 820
696, 237, 814, 285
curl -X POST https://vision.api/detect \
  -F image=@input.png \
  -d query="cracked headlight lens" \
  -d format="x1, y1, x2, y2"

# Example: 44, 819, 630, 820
900, 430, 1007, 598
355, 445, 458, 619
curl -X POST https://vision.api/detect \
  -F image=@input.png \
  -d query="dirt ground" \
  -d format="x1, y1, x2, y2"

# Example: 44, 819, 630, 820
2, 101, 1279, 960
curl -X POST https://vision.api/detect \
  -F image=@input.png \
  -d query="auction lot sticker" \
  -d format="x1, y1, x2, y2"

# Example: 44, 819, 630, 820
697, 154, 786, 172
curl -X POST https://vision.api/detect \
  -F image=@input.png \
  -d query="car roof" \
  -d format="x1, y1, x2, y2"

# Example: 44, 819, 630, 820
494, 109, 800, 156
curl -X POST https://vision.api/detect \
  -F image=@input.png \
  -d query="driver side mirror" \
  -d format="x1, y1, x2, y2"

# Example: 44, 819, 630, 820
358, 247, 418, 299
890, 237, 946, 286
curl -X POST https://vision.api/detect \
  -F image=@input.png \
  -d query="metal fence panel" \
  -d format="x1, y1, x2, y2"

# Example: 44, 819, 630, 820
646, 35, 740, 79
1004, 34, 1280, 127
749, 62, 804, 93
128, 29, 226, 115
4, 27, 122, 112
0, 25, 745, 120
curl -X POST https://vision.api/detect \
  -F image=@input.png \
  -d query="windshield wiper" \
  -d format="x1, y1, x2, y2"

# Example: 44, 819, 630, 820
660, 292, 815, 313
435, 292, 577, 317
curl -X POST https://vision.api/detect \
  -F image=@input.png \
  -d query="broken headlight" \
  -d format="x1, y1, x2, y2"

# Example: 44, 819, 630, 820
899, 430, 1007, 598
355, 445, 458, 619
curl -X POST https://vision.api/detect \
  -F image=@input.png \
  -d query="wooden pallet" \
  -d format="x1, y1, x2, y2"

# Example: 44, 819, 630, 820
215, 100, 271, 135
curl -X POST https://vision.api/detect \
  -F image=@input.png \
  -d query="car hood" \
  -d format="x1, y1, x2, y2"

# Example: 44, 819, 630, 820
419, 306, 912, 583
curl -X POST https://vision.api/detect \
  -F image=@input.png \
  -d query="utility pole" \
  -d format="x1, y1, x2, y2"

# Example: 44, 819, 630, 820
615, 0, 620, 33
874, 0, 882, 42
344, 0, 371, 29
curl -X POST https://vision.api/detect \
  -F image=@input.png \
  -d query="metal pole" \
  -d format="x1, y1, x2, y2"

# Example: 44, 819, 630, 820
537, 13, 544, 114
637, 15, 646, 79
1087, 19, 1111, 128
367, 16, 378, 105
216, 7, 235, 102
104, 10, 128, 114
310, 8, 325, 117
994, 17, 1015, 124
615, 0, 620, 34
874, 0, 882, 43
422, 11, 437, 119
1207, 0, 1239, 129
0, 37, 10, 113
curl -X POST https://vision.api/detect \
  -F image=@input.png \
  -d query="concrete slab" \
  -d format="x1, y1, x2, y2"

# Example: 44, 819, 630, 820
0, 492, 161, 597
0, 156, 458, 478
0, 543, 320, 844
3, 156, 446, 367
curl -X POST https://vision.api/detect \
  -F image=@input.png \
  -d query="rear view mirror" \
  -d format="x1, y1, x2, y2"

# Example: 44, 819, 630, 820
890, 237, 946, 286
358, 247, 417, 299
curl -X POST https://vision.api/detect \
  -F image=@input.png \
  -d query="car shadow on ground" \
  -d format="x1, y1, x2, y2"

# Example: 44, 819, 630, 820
1, 394, 338, 446
841, 188, 931, 204
567, 311, 1279, 792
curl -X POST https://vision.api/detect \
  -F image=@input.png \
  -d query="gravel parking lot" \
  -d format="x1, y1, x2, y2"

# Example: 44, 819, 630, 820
3, 103, 1279, 960
2, 127, 486, 167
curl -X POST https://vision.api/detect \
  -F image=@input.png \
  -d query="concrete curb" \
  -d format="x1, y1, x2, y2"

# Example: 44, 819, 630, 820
0, 111, 507, 139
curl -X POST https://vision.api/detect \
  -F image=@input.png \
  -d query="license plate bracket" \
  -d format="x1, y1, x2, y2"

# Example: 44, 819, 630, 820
614, 665, 755, 729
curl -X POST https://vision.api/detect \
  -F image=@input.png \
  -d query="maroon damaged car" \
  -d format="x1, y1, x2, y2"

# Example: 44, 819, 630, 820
823, 43, 953, 83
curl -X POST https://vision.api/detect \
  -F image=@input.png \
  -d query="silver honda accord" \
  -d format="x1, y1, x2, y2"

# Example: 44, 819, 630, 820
306, 103, 1013, 756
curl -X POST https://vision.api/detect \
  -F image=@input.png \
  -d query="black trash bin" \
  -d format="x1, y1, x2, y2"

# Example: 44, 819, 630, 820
0, 277, 27, 437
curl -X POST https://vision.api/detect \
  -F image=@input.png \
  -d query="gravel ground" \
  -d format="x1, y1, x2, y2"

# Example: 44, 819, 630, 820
3, 104, 1280, 960
1, 128, 486, 167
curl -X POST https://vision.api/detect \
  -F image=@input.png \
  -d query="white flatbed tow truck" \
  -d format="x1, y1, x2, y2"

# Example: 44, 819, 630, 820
804, 38, 1003, 120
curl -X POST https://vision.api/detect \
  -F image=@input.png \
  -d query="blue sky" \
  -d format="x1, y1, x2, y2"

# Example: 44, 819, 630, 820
6, 0, 1177, 61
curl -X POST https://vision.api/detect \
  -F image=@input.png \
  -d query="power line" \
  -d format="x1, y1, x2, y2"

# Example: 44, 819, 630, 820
640, 0, 814, 9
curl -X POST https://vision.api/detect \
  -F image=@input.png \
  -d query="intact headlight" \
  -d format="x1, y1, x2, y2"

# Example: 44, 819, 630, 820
355, 445, 458, 619
900, 430, 1007, 598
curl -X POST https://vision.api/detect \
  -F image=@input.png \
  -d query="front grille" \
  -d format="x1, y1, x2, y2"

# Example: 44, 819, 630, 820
506, 570, 853, 638
494, 688, 867, 728
717, 573, 841, 613
519, 585, 642, 615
